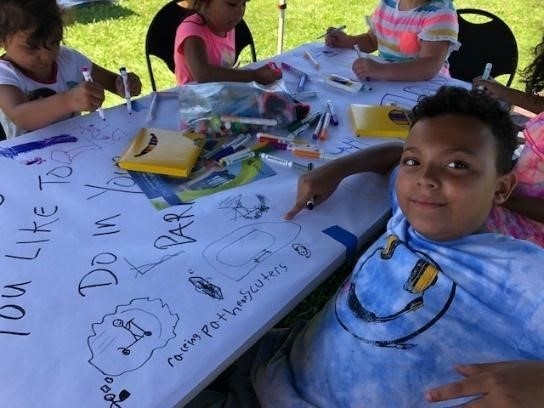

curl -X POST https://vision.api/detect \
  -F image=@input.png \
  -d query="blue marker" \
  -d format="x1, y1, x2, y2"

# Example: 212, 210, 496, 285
212, 134, 252, 161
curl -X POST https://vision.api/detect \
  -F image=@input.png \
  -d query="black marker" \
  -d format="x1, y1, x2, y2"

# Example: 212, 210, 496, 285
305, 162, 315, 210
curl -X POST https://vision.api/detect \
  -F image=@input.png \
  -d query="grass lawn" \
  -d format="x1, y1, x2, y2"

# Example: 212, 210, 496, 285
61, 0, 544, 107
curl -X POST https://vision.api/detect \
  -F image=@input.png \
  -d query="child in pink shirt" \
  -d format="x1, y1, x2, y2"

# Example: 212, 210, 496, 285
174, 0, 281, 85
476, 36, 544, 247
325, 0, 459, 81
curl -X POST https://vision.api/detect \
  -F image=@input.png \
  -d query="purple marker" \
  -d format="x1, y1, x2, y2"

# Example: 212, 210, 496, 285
281, 62, 308, 77
326, 100, 339, 126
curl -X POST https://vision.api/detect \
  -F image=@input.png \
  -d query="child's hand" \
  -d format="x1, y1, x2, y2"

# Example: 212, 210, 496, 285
325, 29, 351, 48
352, 57, 381, 81
115, 72, 142, 98
473, 77, 508, 100
68, 81, 105, 113
425, 361, 544, 407
253, 64, 282, 85
284, 163, 342, 220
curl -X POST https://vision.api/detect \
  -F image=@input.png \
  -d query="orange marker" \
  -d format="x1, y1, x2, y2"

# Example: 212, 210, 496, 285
319, 112, 331, 140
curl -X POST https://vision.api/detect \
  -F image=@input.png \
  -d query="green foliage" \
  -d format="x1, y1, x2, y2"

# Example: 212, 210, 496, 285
62, 0, 543, 107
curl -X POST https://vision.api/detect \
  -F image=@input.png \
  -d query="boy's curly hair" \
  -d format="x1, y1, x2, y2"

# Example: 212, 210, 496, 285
0, 0, 63, 49
411, 86, 517, 175
522, 36, 544, 94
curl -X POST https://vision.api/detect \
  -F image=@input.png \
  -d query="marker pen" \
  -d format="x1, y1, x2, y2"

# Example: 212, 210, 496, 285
297, 74, 308, 92
219, 150, 257, 167
312, 112, 325, 140
81, 66, 105, 121
287, 111, 320, 133
354, 44, 362, 58
306, 162, 316, 210
477, 62, 493, 90
204, 133, 251, 160
256, 132, 294, 144
119, 67, 132, 114
291, 91, 317, 100
316, 25, 346, 39
220, 115, 277, 127
146, 92, 158, 123
212, 134, 252, 161
260, 153, 309, 172
304, 51, 320, 70
266, 139, 290, 150
354, 45, 371, 83
287, 145, 336, 160
289, 111, 322, 138
280, 62, 308, 77
326, 100, 339, 126
481, 62, 493, 80
318, 112, 331, 141
219, 142, 271, 166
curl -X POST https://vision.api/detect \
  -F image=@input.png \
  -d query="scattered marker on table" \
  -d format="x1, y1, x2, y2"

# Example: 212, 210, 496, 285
304, 51, 320, 70
326, 100, 339, 126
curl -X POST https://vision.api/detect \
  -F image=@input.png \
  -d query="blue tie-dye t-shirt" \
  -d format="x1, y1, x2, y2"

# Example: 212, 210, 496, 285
252, 173, 544, 407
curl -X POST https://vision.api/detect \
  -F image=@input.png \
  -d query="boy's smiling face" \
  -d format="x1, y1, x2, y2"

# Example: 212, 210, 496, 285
396, 113, 516, 241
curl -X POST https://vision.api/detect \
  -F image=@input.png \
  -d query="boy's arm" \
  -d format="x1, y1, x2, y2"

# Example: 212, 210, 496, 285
284, 142, 403, 219
182, 36, 280, 84
0, 83, 104, 132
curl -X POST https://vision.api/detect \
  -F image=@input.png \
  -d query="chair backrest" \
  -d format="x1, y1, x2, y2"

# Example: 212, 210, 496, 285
448, 8, 518, 87
234, 18, 257, 64
144, 1, 257, 91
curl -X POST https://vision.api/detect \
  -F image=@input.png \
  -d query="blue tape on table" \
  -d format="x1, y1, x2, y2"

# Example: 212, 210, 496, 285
322, 225, 357, 259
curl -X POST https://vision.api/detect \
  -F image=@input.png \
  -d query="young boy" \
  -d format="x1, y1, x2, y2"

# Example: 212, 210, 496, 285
188, 86, 544, 407
0, 0, 142, 139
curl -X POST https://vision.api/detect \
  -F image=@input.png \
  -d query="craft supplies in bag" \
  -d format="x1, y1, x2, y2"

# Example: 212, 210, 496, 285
178, 81, 307, 138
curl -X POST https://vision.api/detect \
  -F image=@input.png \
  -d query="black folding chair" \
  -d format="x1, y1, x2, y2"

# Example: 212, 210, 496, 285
448, 8, 518, 87
144, 1, 257, 91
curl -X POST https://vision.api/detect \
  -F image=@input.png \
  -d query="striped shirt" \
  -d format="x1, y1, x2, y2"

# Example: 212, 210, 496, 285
370, 0, 459, 72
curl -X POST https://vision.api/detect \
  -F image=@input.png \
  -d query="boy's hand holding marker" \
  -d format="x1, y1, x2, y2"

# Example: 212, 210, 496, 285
285, 160, 340, 219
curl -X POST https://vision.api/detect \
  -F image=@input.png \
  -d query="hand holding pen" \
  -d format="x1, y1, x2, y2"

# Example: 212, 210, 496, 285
324, 25, 351, 48
284, 161, 340, 220
317, 25, 346, 39
115, 68, 142, 105
80, 67, 106, 120
253, 62, 282, 84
